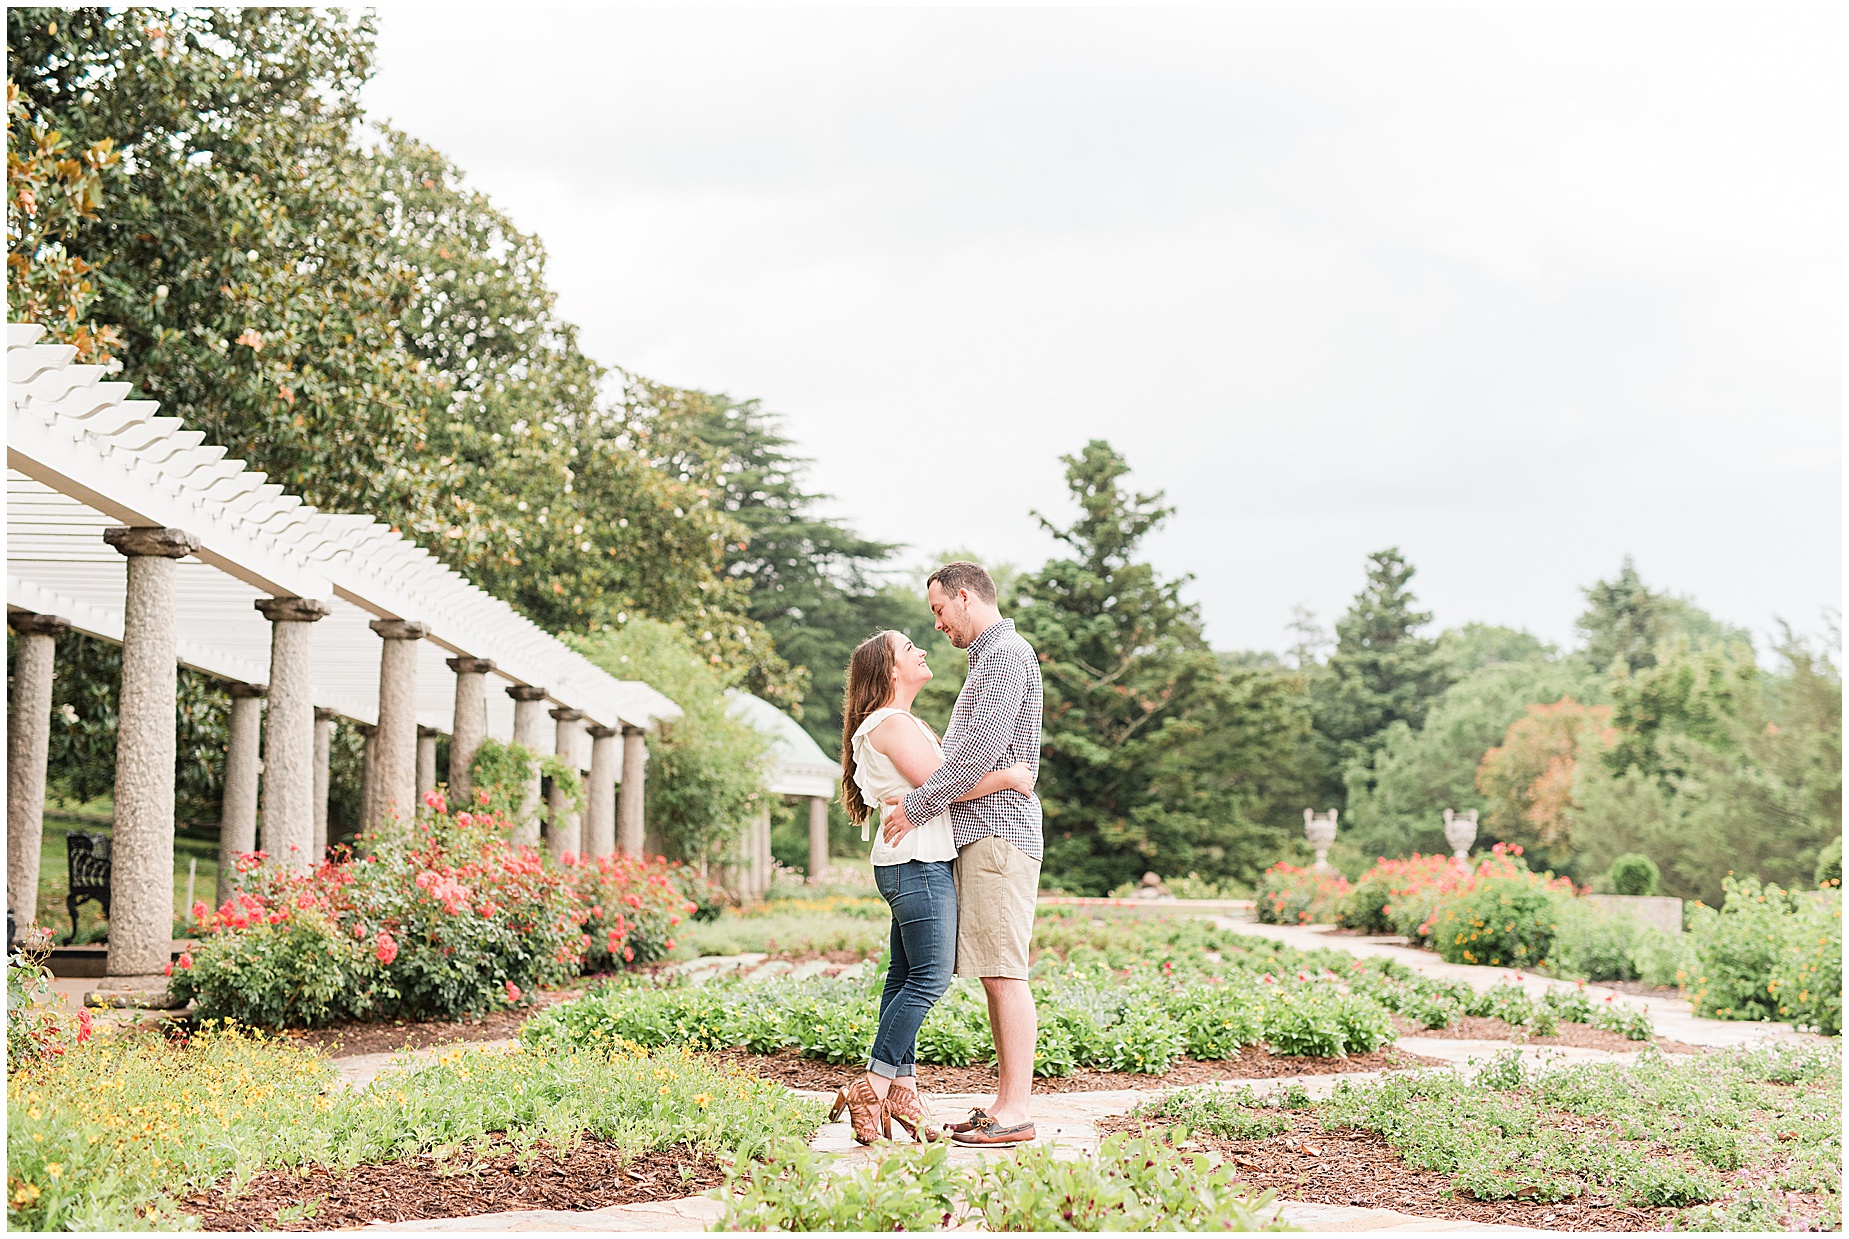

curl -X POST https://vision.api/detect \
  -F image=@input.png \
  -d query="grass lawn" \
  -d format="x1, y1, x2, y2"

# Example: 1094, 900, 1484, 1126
27, 796, 220, 944
672, 896, 889, 959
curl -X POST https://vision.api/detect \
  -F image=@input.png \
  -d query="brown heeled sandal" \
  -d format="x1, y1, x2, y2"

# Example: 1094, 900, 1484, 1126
882, 1085, 941, 1142
828, 1075, 888, 1145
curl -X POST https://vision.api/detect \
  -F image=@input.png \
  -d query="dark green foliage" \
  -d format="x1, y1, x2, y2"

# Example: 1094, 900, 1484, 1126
1017, 442, 1293, 894
1817, 837, 1842, 889
1576, 556, 1750, 675
1608, 853, 1661, 896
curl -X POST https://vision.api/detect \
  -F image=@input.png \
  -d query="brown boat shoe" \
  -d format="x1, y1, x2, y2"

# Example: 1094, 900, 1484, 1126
950, 1115, 1037, 1146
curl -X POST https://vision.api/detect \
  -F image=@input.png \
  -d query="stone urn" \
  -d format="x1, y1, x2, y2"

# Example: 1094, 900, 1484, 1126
1303, 808, 1338, 871
1443, 808, 1479, 861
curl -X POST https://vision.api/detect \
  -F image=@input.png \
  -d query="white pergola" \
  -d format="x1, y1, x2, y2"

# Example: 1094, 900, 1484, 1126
6, 323, 680, 977
726, 691, 840, 896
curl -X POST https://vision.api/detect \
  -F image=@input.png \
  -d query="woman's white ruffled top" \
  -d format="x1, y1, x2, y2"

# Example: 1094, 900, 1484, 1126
851, 707, 958, 866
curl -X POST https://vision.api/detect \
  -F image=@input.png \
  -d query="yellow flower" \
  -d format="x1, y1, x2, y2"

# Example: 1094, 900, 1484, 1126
659, 1085, 671, 1096
46, 1165, 62, 1180
27, 1108, 40, 1120
695, 1093, 712, 1108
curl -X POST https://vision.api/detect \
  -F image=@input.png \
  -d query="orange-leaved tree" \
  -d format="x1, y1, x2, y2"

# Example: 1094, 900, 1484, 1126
1475, 697, 1615, 871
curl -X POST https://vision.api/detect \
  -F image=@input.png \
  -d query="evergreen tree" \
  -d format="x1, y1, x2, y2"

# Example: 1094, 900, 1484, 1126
1016, 441, 1235, 894
1312, 548, 1451, 785
641, 388, 932, 747
1576, 556, 1748, 673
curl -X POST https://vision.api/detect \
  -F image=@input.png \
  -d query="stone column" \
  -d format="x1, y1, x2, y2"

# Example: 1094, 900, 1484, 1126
313, 708, 337, 861
506, 686, 549, 848
356, 723, 377, 833
217, 682, 265, 886
547, 708, 586, 863
103, 525, 199, 978
7, 612, 69, 926
445, 656, 494, 806
255, 596, 331, 874
808, 795, 830, 884
617, 724, 648, 858
751, 805, 773, 901
585, 725, 619, 860
368, 619, 427, 829
417, 726, 439, 801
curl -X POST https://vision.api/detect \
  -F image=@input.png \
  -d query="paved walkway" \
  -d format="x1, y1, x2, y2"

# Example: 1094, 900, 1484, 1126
1216, 918, 1809, 1049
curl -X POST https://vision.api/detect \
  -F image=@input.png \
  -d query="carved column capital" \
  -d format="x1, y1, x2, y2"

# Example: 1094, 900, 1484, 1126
505, 685, 548, 703
446, 656, 496, 675
227, 682, 268, 700
314, 706, 341, 722
7, 612, 70, 637
256, 596, 332, 623
369, 618, 429, 642
549, 707, 585, 723
104, 526, 200, 559
587, 724, 618, 739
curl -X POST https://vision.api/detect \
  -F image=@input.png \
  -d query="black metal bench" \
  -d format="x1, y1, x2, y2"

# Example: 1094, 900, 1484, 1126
66, 832, 111, 943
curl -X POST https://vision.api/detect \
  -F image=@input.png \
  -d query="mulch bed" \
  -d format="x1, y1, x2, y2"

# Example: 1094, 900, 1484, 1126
1391, 1015, 1700, 1055
283, 985, 591, 1058
1098, 1113, 1679, 1231
700, 1044, 1446, 1095
178, 1137, 724, 1231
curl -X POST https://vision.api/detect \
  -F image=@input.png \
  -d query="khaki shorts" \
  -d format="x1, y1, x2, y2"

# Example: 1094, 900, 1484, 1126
953, 836, 1041, 980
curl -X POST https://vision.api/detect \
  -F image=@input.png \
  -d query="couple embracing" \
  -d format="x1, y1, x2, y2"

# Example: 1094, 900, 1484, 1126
830, 561, 1043, 1147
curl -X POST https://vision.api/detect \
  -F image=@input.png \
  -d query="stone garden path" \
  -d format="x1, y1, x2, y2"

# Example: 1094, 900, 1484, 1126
325, 921, 1810, 1234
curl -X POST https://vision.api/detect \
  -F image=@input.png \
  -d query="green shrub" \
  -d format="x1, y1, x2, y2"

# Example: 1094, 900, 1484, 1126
714, 1130, 1285, 1232
781, 981, 879, 1065
1685, 875, 1841, 1033
1817, 837, 1842, 890
171, 905, 375, 1028
1171, 983, 1265, 1060
1607, 853, 1661, 896
1263, 988, 1347, 1057
1425, 848, 1575, 969
1129, 1085, 1289, 1140
1767, 889, 1842, 1036
915, 982, 991, 1067
1101, 1002, 1186, 1074
1337, 854, 1458, 936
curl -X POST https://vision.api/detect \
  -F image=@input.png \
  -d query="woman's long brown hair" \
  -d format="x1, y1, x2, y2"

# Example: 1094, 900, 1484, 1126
840, 631, 901, 825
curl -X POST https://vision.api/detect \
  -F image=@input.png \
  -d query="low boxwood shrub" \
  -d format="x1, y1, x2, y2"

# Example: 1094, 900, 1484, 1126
1607, 853, 1661, 896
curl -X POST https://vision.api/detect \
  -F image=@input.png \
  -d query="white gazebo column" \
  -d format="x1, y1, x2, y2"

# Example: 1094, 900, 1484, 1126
506, 686, 549, 847
617, 724, 648, 858
7, 611, 69, 926
217, 682, 265, 887
750, 804, 773, 901
368, 619, 427, 828
547, 708, 586, 863
313, 707, 337, 861
417, 727, 439, 801
808, 796, 830, 884
103, 525, 199, 978
256, 596, 331, 874
445, 656, 494, 807
585, 725, 619, 860
356, 723, 377, 832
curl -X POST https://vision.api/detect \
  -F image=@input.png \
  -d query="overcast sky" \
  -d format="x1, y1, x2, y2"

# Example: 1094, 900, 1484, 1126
365, 6, 1841, 655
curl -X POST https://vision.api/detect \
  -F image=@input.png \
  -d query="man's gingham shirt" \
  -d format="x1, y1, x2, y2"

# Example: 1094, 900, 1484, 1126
901, 619, 1044, 859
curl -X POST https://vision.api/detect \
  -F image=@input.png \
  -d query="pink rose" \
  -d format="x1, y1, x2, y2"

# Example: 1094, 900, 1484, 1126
376, 933, 398, 966
178, 952, 193, 970
504, 981, 522, 1004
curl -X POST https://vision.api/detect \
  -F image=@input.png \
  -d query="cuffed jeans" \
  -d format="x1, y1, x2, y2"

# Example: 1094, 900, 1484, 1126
867, 860, 957, 1079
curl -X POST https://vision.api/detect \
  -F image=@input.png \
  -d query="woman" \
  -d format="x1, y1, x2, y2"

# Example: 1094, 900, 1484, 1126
829, 630, 1034, 1144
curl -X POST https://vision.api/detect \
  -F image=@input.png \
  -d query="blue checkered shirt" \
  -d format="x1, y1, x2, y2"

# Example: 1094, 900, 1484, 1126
902, 619, 1044, 859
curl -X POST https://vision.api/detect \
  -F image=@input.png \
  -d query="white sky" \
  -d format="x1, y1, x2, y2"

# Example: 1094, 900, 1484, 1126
365, 5, 1841, 655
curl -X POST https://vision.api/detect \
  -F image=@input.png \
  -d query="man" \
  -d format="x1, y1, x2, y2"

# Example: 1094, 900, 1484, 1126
882, 560, 1043, 1146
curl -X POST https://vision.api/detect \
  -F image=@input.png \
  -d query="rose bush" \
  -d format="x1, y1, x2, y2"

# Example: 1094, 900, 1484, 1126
168, 791, 735, 1026
1254, 863, 1350, 926
1337, 853, 1460, 936
171, 793, 587, 1026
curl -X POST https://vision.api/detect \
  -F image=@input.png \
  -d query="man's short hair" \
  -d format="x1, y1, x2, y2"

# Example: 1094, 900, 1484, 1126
926, 561, 997, 604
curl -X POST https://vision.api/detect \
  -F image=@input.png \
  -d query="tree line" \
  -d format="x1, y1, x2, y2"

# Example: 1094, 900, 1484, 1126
8, 9, 1837, 901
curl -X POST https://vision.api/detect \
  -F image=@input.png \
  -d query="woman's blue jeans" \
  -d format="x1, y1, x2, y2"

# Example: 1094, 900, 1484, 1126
868, 860, 957, 1079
